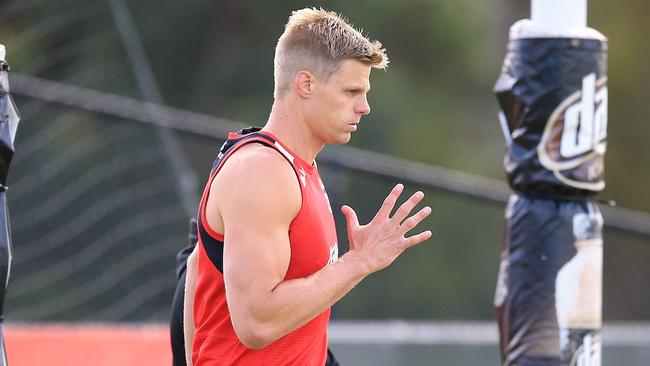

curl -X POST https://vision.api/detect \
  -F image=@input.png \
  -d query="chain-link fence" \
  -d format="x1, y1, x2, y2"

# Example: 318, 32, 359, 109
5, 77, 650, 324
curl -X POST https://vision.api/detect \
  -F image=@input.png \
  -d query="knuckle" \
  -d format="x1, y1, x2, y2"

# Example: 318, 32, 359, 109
402, 218, 415, 231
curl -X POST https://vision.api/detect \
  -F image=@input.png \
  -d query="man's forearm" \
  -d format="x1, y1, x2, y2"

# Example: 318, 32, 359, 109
230, 252, 369, 349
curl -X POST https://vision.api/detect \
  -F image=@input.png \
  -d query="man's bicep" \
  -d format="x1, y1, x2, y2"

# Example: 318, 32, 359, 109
220, 208, 292, 344
216, 153, 300, 300
222, 216, 292, 287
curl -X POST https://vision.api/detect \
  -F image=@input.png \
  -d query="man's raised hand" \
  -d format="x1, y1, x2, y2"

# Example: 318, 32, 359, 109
341, 183, 432, 274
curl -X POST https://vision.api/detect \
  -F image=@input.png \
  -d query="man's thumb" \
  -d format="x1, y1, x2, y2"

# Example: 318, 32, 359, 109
341, 205, 359, 228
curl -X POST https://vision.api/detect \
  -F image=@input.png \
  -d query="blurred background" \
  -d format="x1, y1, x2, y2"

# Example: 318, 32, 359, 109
0, 0, 648, 364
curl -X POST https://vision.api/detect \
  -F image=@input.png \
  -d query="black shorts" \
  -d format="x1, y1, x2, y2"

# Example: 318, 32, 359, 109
495, 194, 602, 366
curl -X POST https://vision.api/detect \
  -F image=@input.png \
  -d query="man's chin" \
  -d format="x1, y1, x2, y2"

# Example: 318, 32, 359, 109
323, 131, 353, 145
333, 133, 352, 145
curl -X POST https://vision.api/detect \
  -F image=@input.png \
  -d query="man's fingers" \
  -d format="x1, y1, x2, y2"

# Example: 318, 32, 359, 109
401, 204, 432, 249
374, 183, 404, 220
399, 206, 432, 234
403, 230, 433, 248
391, 191, 424, 224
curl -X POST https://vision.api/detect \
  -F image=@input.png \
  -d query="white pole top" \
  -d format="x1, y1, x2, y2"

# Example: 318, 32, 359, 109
531, 0, 587, 31
0, 44, 5, 61
509, 0, 605, 40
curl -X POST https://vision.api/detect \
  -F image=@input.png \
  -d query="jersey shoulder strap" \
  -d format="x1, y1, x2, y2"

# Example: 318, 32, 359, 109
210, 127, 277, 172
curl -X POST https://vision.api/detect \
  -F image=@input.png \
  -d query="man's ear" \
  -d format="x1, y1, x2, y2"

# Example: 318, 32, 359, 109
294, 71, 315, 99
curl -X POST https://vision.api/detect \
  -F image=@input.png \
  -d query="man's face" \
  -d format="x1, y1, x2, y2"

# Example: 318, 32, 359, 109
304, 59, 372, 145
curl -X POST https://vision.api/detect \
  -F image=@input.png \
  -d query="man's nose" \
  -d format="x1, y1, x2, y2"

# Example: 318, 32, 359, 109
357, 95, 371, 116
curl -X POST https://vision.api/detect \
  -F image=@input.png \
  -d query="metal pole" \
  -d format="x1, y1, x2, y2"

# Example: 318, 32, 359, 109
107, 0, 199, 218
531, 0, 587, 30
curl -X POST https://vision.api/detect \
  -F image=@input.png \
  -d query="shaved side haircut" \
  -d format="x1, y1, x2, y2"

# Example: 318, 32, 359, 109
274, 8, 389, 99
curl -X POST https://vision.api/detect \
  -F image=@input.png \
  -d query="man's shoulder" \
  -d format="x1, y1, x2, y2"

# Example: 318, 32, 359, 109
211, 142, 302, 223
213, 142, 301, 201
223, 142, 295, 178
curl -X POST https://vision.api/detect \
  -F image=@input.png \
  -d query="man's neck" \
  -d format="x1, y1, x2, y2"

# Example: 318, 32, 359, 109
263, 98, 324, 165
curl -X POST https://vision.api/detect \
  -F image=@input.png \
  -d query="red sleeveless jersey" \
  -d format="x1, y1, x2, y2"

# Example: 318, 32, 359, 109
192, 129, 338, 366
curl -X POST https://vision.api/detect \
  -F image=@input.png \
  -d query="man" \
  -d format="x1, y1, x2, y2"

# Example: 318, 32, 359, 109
184, 8, 432, 365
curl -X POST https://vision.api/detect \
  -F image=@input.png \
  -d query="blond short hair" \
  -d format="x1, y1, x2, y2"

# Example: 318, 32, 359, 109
274, 8, 389, 98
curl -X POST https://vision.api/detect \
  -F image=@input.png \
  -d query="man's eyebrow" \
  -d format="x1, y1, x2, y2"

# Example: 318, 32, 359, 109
345, 83, 370, 92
